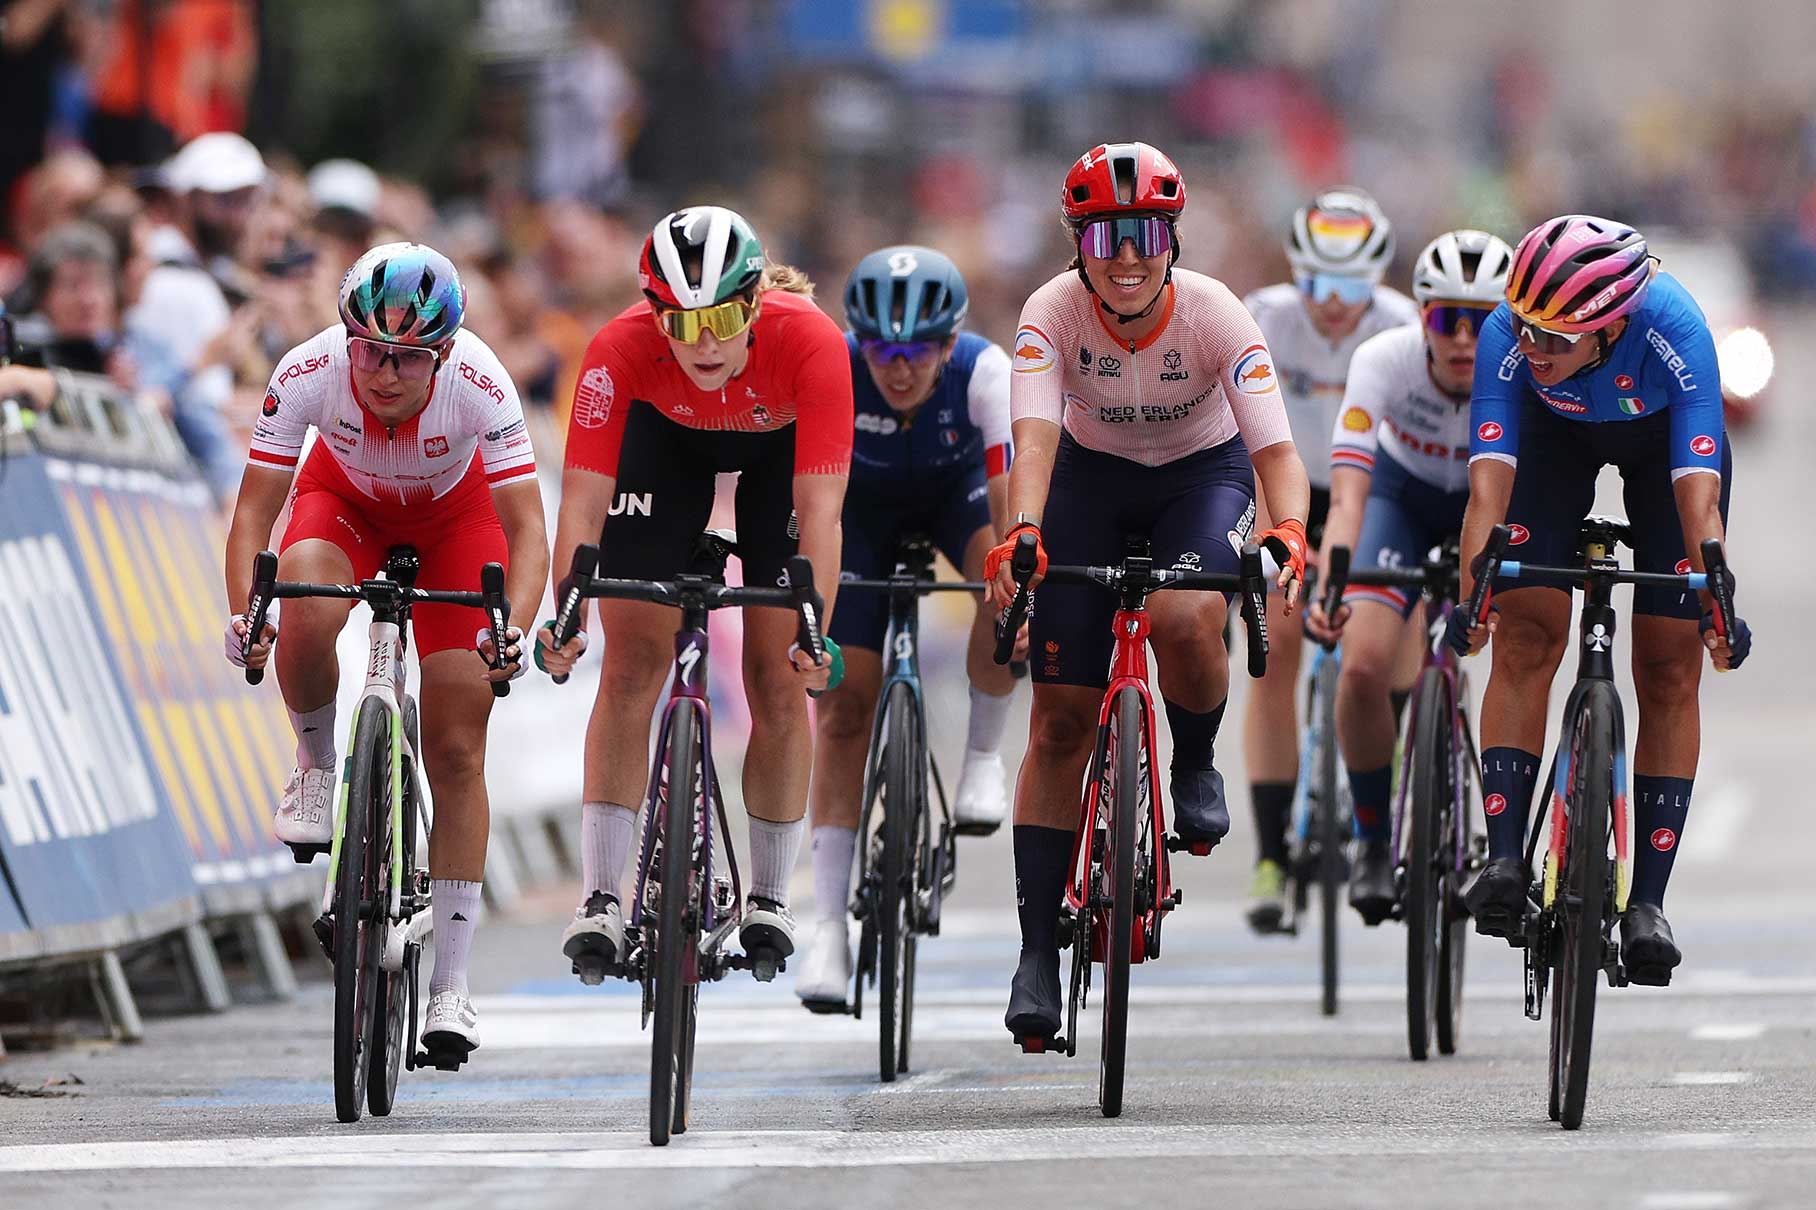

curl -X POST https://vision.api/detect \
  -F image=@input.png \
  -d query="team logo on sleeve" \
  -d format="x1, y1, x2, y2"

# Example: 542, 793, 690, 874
1477, 421, 1503, 443
1341, 406, 1372, 432
1232, 344, 1277, 395
1013, 325, 1056, 373
1690, 434, 1717, 457
574, 366, 615, 429
261, 391, 280, 417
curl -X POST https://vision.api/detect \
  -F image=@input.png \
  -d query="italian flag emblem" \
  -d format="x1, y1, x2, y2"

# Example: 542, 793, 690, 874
1618, 396, 1645, 415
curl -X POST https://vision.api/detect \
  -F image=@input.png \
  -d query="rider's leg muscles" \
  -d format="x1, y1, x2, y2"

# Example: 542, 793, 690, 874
418, 646, 499, 996
1335, 596, 1406, 842
1244, 587, 1303, 864
273, 537, 357, 767
1013, 684, 1100, 955
1629, 614, 1703, 907
1389, 599, 1426, 729
742, 605, 814, 904
582, 598, 676, 898
806, 649, 882, 920
1150, 588, 1232, 791
1479, 586, 1571, 860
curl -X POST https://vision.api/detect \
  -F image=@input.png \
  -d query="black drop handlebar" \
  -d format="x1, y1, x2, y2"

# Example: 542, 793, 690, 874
242, 549, 514, 698
991, 532, 1271, 678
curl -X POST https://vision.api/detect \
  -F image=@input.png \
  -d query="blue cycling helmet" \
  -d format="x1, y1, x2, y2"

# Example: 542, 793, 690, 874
844, 246, 969, 342
338, 242, 466, 347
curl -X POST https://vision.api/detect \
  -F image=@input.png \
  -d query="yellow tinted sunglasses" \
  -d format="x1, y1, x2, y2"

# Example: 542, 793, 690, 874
656, 298, 757, 343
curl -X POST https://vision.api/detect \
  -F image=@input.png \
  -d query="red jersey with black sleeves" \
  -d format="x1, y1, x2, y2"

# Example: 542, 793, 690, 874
564, 290, 854, 479
248, 325, 537, 505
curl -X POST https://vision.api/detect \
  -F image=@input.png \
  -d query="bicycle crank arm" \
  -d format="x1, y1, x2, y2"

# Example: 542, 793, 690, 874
383, 910, 434, 973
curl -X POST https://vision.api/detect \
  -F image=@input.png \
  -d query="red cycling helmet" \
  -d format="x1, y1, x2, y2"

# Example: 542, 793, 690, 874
1061, 142, 1186, 223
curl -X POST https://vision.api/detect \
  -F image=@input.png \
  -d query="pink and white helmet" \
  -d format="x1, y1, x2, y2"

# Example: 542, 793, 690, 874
1506, 215, 1653, 333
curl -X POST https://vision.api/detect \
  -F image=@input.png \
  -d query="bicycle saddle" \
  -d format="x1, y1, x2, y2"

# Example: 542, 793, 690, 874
690, 529, 740, 581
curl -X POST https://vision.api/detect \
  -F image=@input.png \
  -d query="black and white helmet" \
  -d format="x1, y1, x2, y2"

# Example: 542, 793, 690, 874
1286, 188, 1394, 280
1412, 229, 1514, 306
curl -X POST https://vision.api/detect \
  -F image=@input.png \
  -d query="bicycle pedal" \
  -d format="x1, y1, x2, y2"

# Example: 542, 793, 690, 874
1016, 1034, 1063, 1054
800, 998, 852, 1016
286, 841, 329, 865
1619, 962, 1672, 988
1164, 834, 1215, 856
311, 913, 334, 959
415, 1044, 470, 1072
747, 948, 786, 983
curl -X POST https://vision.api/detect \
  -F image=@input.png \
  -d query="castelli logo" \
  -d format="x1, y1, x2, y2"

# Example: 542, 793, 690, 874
1691, 434, 1717, 457
1675, 558, 1693, 575
1615, 374, 1634, 390
1477, 421, 1503, 442
1485, 793, 1507, 816
1651, 827, 1677, 852
1508, 524, 1530, 545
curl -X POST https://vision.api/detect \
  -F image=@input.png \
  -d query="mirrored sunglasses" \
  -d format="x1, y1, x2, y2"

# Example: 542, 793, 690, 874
859, 339, 943, 366
1422, 303, 1497, 337
657, 298, 757, 343
1514, 318, 1588, 355
347, 335, 441, 380
1300, 272, 1376, 305
1077, 216, 1176, 260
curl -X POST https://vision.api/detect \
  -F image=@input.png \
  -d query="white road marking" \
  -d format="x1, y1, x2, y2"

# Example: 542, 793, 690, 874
1678, 780, 1750, 866
1668, 1072, 1751, 1086
1690, 1023, 1765, 1041
0, 1124, 1811, 1174
1637, 1194, 1741, 1210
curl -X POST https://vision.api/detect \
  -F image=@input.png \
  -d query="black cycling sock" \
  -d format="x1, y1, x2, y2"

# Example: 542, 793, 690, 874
1250, 781, 1294, 867
1480, 747, 1541, 861
1632, 774, 1692, 908
1013, 824, 1074, 956
1390, 688, 1411, 733
1347, 764, 1393, 843
1164, 697, 1226, 774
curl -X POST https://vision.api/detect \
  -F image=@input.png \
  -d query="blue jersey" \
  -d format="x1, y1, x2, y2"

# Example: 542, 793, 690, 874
847, 330, 1012, 497
1469, 272, 1724, 481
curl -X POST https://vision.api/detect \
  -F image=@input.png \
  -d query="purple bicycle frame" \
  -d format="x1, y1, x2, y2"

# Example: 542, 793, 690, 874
1387, 595, 1476, 876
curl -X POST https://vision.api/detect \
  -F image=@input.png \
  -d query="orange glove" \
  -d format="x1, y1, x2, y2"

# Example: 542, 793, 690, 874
985, 521, 1048, 588
1259, 517, 1308, 587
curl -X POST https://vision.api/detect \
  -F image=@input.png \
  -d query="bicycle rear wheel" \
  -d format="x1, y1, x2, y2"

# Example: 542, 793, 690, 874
1549, 685, 1614, 1131
878, 681, 920, 1083
1436, 697, 1471, 1057
1098, 687, 1141, 1119
650, 702, 704, 1147
1312, 657, 1342, 1018
334, 697, 387, 1123
368, 743, 419, 1116
1405, 668, 1449, 1061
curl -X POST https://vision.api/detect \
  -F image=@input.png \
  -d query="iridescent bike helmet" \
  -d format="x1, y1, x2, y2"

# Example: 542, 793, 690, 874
1505, 215, 1654, 333
338, 242, 466, 346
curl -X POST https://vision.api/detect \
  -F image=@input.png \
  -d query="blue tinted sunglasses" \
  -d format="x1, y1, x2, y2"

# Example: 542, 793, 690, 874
1299, 273, 1376, 305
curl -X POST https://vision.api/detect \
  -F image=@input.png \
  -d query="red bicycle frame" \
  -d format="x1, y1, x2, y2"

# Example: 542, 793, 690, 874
1065, 606, 1173, 964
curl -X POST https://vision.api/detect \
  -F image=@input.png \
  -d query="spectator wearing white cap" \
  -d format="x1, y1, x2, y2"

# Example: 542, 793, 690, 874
306, 157, 380, 280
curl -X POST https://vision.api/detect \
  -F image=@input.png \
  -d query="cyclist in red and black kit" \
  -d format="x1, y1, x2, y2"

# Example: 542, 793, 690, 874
536, 207, 854, 979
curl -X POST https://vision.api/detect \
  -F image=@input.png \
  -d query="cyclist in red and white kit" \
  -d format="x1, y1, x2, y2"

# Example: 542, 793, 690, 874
537, 207, 852, 981
985, 143, 1311, 1040
223, 243, 550, 1059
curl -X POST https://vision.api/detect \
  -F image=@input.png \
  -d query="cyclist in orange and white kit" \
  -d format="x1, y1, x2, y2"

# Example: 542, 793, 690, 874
224, 243, 550, 1059
1240, 189, 1420, 933
537, 207, 852, 982
985, 143, 1310, 1040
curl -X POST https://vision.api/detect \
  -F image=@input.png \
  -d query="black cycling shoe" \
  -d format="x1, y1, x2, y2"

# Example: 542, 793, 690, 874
1348, 839, 1396, 926
1620, 901, 1681, 987
1004, 947, 1062, 1043
1464, 857, 1530, 939
1170, 767, 1230, 851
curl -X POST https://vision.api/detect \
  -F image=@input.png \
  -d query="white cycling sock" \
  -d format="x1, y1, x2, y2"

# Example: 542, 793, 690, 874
289, 702, 337, 770
582, 801, 637, 901
966, 682, 1013, 756
429, 879, 482, 998
749, 815, 805, 905
810, 825, 858, 923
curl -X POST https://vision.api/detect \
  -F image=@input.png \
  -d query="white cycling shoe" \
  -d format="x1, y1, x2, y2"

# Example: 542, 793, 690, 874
275, 767, 334, 857
953, 749, 1007, 836
420, 989, 479, 1066
795, 917, 853, 1013
561, 892, 625, 986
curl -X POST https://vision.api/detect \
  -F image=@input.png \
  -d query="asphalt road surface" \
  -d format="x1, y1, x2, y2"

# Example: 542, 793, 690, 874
4, 330, 1812, 1210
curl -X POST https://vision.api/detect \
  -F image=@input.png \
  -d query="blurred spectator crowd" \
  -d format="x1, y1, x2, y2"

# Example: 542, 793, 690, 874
5, 0, 1816, 504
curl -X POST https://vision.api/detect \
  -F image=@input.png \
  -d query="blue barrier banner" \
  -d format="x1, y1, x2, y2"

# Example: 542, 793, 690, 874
0, 445, 200, 951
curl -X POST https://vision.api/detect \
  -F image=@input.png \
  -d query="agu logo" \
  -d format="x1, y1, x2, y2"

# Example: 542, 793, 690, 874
1690, 434, 1717, 457
1232, 344, 1277, 395
1650, 827, 1677, 852
1507, 524, 1530, 545
1477, 421, 1503, 443
1484, 793, 1507, 817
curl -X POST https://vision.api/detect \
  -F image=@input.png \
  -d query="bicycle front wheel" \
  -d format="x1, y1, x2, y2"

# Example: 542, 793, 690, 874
1312, 656, 1343, 1017
878, 681, 921, 1083
1405, 668, 1449, 1061
1099, 687, 1141, 1119
650, 702, 704, 1147
334, 697, 388, 1123
368, 741, 419, 1116
1550, 683, 1614, 1131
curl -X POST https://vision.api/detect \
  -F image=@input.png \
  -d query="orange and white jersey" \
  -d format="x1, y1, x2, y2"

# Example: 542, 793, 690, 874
248, 326, 537, 507
1009, 269, 1292, 467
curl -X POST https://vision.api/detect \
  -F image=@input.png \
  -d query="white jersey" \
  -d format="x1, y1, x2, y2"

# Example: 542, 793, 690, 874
248, 326, 537, 505
1241, 282, 1418, 489
1330, 325, 1472, 494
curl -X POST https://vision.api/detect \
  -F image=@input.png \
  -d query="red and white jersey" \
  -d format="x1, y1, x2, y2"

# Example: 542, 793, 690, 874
1009, 269, 1293, 467
248, 326, 537, 506
1330, 325, 1472, 493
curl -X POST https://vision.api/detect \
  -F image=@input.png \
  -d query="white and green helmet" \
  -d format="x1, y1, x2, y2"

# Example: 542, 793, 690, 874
638, 206, 767, 308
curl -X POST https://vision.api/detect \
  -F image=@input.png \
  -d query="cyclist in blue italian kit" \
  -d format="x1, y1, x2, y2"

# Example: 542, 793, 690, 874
795, 246, 1019, 1009
1451, 215, 1752, 984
